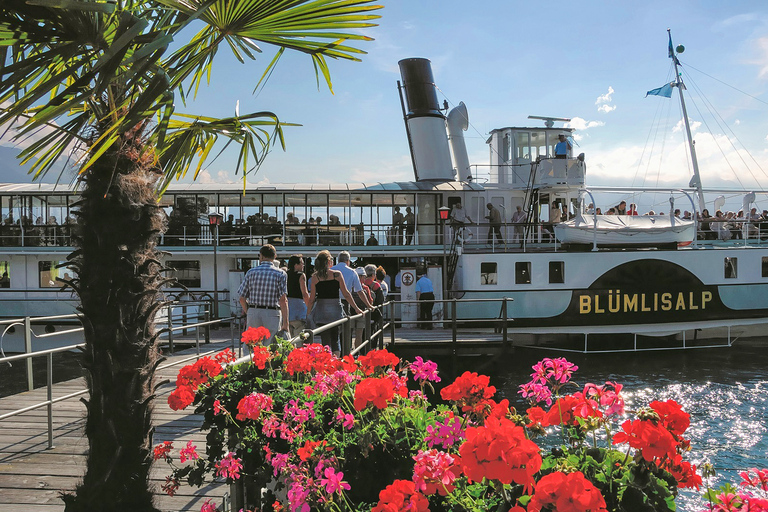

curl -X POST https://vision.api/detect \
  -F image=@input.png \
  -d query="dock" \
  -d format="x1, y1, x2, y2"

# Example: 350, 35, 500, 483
0, 334, 239, 512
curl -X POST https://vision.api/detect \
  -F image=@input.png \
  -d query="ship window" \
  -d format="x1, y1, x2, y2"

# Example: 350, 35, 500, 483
515, 262, 531, 284
167, 260, 201, 288
236, 258, 260, 271
480, 262, 497, 285
515, 132, 531, 160
0, 261, 9, 288
38, 260, 72, 288
724, 257, 737, 279
549, 261, 564, 283
763, 257, 768, 278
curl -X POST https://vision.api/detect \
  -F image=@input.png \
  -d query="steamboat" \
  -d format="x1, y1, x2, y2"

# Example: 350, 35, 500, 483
2, 36, 768, 350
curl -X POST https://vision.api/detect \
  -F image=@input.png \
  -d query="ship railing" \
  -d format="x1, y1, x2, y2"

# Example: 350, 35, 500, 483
0, 312, 237, 449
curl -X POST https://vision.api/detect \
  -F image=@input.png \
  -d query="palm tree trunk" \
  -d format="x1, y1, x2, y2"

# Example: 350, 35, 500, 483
63, 138, 167, 512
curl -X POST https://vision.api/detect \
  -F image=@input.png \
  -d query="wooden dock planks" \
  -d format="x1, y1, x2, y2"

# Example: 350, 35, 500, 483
0, 334, 240, 512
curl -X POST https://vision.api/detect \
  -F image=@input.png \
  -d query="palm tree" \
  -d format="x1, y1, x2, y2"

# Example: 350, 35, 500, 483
0, 1, 381, 510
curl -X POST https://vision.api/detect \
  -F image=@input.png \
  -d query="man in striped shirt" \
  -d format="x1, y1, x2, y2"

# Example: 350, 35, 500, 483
237, 244, 289, 344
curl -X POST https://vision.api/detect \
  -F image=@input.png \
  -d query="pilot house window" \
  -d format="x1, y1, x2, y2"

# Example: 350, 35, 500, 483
515, 262, 531, 284
480, 263, 497, 285
763, 257, 768, 278
724, 257, 737, 279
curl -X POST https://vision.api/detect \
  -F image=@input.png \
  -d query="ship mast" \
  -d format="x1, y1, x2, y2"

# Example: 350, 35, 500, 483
668, 29, 705, 213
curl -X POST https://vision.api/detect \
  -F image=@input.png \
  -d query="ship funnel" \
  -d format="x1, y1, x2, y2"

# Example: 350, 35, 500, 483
398, 58, 455, 181
446, 102, 470, 180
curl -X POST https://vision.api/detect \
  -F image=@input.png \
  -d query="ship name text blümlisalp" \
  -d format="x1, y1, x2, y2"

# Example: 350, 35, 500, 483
579, 290, 713, 314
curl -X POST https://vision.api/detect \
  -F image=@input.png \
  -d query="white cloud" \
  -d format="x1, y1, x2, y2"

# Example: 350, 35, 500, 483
755, 37, 768, 79
595, 87, 614, 105
672, 119, 702, 133
734, 119, 741, 126
350, 154, 412, 183
597, 104, 617, 113
195, 169, 238, 184
585, 130, 768, 198
565, 117, 605, 131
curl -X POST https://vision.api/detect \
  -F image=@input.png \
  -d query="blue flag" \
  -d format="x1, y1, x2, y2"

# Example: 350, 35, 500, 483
646, 82, 674, 98
668, 31, 681, 65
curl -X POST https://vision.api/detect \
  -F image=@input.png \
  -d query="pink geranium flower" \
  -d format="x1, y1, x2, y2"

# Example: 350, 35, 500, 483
410, 356, 441, 382
319, 467, 351, 494
333, 408, 354, 430
179, 440, 199, 463
215, 452, 242, 480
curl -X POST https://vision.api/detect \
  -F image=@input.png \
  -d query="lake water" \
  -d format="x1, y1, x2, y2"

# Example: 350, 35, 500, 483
488, 340, 768, 510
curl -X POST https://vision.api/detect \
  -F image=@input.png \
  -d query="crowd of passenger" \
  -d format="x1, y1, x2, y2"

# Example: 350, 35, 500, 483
580, 200, 768, 240
0, 214, 77, 246
237, 247, 397, 356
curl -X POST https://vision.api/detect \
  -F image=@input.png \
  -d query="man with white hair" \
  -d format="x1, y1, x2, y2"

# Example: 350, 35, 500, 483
331, 251, 373, 315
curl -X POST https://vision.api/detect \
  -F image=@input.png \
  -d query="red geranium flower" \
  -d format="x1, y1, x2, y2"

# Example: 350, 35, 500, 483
214, 348, 237, 364
250, 345, 271, 369
662, 453, 702, 489
440, 371, 496, 414
458, 417, 542, 490
544, 395, 581, 426
650, 399, 690, 437
284, 344, 338, 375
613, 419, 678, 461
167, 385, 196, 410
528, 471, 607, 512
354, 377, 397, 411
526, 406, 548, 428
153, 440, 173, 460
176, 357, 222, 389
358, 349, 400, 375
241, 326, 270, 346
372, 479, 430, 512
296, 439, 327, 461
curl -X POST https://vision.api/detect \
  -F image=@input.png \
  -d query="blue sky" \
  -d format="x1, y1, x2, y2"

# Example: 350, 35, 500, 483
180, 0, 768, 195
4, 1, 768, 203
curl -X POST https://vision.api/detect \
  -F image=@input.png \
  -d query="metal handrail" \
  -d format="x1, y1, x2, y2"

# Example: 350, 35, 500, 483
0, 313, 235, 449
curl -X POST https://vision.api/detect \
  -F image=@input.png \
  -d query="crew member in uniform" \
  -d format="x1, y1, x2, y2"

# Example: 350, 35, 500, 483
415, 269, 435, 330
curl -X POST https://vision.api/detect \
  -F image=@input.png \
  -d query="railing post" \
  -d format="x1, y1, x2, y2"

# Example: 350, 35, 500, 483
342, 318, 352, 356
204, 309, 211, 344
195, 321, 200, 357
182, 304, 189, 336
451, 299, 457, 375
362, 310, 370, 353
167, 306, 174, 353
502, 297, 508, 347
389, 301, 396, 348
47, 352, 53, 449
25, 316, 33, 391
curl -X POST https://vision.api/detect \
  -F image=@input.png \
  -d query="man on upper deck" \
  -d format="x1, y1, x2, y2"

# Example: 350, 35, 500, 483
555, 134, 571, 159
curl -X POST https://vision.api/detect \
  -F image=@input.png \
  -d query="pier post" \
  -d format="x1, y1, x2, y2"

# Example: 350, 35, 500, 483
502, 297, 508, 347
204, 309, 211, 344
451, 299, 457, 375
167, 307, 174, 353
46, 352, 53, 449
389, 301, 396, 348
24, 316, 33, 391
342, 318, 352, 356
